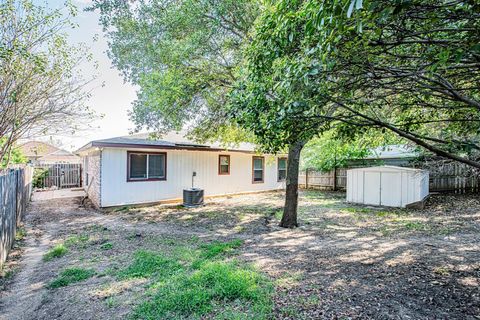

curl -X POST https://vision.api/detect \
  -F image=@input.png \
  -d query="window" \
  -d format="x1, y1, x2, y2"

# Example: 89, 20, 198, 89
127, 152, 166, 181
278, 158, 287, 181
218, 155, 230, 175
252, 156, 264, 183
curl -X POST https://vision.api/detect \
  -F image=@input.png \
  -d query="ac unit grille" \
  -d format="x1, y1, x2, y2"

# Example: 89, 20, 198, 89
183, 188, 204, 207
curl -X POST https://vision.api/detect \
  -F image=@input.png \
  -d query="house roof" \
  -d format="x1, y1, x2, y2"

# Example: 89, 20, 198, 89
18, 141, 79, 163
76, 132, 258, 154
365, 145, 419, 160
18, 141, 60, 157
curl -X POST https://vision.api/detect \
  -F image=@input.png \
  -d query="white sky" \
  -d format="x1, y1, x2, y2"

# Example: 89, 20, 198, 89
33, 0, 138, 151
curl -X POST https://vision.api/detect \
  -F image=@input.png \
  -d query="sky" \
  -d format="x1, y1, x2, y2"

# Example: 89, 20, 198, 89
33, 0, 138, 151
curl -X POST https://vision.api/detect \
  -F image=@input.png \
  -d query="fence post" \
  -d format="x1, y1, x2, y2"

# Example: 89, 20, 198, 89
333, 167, 337, 191
305, 168, 309, 189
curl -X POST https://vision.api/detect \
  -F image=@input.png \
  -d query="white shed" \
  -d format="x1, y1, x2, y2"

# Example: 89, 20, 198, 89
346, 166, 429, 208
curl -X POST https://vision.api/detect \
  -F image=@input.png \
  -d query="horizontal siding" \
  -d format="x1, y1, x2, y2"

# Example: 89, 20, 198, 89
100, 148, 285, 207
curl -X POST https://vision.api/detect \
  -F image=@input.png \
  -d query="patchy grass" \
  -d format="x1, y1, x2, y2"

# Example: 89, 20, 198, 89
403, 221, 428, 231
118, 250, 183, 280
43, 244, 68, 261
131, 261, 272, 320
115, 239, 272, 319
100, 242, 113, 250
15, 227, 27, 241
48, 267, 95, 289
200, 239, 243, 259
65, 234, 90, 248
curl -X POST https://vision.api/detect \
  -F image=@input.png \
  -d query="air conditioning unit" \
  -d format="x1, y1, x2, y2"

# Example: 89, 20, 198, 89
183, 188, 204, 208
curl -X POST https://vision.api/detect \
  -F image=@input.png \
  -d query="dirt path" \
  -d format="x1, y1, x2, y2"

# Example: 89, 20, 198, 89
0, 196, 110, 320
0, 225, 52, 320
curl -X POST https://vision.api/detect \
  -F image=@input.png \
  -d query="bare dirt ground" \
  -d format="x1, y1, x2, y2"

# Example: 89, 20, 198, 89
0, 190, 479, 319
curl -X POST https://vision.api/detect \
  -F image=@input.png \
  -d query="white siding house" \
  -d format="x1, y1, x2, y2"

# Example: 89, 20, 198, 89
346, 166, 429, 208
77, 133, 286, 207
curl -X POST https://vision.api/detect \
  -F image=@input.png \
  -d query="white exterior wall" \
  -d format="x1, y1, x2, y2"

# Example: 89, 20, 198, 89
346, 166, 429, 208
100, 147, 285, 207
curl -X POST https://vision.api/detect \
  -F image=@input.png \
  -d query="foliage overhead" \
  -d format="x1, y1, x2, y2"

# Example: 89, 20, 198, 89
0, 0, 95, 166
89, 0, 259, 144
231, 0, 480, 167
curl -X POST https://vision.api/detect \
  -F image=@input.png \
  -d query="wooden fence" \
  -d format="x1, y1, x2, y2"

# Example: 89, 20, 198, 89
0, 166, 33, 268
34, 163, 82, 189
300, 161, 480, 193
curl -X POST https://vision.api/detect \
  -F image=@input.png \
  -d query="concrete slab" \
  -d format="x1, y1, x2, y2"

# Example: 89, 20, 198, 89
31, 188, 85, 202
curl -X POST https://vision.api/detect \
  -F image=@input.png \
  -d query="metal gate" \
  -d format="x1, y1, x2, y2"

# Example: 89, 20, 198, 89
34, 163, 82, 189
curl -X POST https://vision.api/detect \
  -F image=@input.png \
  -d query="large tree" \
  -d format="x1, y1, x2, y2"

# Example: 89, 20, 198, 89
0, 0, 94, 166
231, 0, 480, 227
89, 0, 259, 143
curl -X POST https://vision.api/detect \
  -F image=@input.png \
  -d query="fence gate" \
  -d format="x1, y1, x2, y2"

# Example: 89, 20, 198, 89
35, 163, 82, 189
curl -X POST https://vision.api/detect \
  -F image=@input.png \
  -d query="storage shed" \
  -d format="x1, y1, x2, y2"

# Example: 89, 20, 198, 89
346, 166, 429, 208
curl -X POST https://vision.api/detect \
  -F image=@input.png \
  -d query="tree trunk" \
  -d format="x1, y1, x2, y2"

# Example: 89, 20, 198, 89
280, 140, 305, 228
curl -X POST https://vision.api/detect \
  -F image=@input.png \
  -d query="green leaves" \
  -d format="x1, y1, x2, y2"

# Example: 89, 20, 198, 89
92, 0, 259, 143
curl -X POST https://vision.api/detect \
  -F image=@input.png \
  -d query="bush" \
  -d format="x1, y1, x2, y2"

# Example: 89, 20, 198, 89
33, 168, 49, 188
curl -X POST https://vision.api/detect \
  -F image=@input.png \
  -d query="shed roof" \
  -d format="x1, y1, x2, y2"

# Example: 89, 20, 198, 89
347, 165, 425, 173
76, 132, 257, 154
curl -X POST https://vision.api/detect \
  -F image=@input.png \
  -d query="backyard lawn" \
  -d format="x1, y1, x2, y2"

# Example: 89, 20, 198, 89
1, 191, 479, 319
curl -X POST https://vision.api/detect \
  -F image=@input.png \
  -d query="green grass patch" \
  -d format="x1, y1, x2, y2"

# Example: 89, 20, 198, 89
118, 239, 272, 319
100, 242, 113, 250
131, 261, 272, 320
118, 250, 183, 279
403, 221, 427, 231
64, 234, 90, 248
200, 239, 243, 259
48, 267, 95, 289
43, 244, 68, 261
15, 227, 27, 241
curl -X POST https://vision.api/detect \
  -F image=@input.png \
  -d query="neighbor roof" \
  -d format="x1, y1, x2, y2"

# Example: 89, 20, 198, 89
18, 141, 60, 157
365, 145, 419, 160
76, 132, 257, 154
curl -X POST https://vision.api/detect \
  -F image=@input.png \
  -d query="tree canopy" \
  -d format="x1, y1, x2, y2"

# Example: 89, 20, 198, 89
89, 0, 259, 144
231, 0, 480, 168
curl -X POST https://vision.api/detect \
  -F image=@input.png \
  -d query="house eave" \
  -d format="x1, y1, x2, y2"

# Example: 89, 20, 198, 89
84, 141, 260, 154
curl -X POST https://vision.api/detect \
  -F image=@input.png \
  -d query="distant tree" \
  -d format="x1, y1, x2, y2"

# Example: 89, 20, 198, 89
300, 130, 406, 171
0, 0, 94, 166
0, 138, 25, 168
89, 0, 259, 144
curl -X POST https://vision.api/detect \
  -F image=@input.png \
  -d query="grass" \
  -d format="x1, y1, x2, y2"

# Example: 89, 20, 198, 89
15, 227, 27, 241
65, 234, 90, 248
116, 239, 272, 319
200, 239, 243, 259
403, 221, 428, 231
43, 244, 68, 261
100, 242, 113, 250
48, 267, 95, 289
118, 250, 183, 279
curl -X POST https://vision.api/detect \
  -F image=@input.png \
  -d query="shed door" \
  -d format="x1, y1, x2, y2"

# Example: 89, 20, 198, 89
363, 172, 381, 205
380, 172, 402, 207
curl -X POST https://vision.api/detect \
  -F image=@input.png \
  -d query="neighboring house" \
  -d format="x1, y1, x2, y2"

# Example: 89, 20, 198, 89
351, 145, 419, 167
18, 141, 80, 165
76, 133, 287, 208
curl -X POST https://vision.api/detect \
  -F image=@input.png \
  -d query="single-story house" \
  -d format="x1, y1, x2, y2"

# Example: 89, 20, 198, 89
76, 133, 287, 208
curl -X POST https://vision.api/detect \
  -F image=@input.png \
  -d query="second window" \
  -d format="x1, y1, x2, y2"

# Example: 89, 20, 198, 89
252, 156, 264, 183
